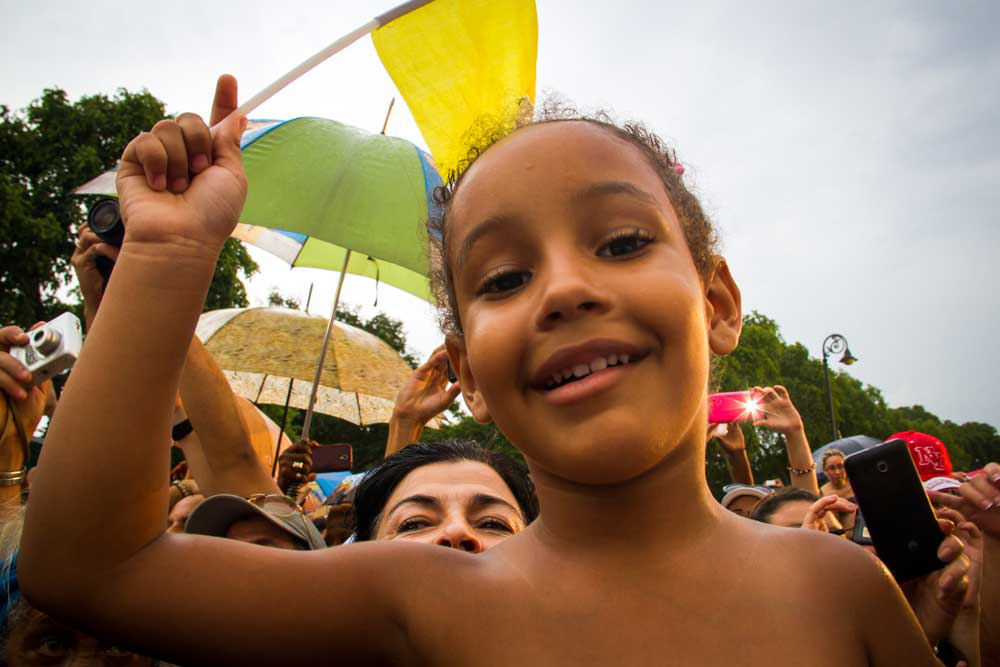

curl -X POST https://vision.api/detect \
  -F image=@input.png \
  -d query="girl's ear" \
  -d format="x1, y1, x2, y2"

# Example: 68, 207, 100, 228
445, 335, 493, 424
705, 257, 742, 355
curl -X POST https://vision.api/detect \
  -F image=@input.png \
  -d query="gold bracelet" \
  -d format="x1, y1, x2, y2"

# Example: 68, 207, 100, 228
788, 463, 816, 476
0, 466, 27, 487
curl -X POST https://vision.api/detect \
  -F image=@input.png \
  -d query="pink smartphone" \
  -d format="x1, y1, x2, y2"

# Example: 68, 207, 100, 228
708, 391, 761, 423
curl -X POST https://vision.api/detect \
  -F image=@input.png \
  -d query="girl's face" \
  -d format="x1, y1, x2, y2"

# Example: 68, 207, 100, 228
445, 121, 741, 484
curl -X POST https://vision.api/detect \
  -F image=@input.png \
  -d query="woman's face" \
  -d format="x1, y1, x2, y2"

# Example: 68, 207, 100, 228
4, 608, 151, 667
824, 455, 847, 486
445, 121, 740, 484
374, 460, 526, 552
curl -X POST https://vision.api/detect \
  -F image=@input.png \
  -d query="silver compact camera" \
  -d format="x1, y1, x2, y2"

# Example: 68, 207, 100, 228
10, 312, 83, 386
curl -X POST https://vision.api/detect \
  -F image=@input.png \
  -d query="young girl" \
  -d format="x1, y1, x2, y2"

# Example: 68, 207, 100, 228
18, 75, 971, 666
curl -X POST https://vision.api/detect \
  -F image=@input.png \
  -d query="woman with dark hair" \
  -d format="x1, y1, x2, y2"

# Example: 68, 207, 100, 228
351, 441, 538, 551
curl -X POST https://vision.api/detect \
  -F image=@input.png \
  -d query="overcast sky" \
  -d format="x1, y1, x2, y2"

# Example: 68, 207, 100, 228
3, 1, 997, 431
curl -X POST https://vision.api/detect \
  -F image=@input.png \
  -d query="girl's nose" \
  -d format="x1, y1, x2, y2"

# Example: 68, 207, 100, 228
535, 256, 610, 330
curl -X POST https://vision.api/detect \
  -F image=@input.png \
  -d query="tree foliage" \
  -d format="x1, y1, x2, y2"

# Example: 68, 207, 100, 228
706, 312, 999, 497
0, 86, 256, 327
334, 304, 418, 368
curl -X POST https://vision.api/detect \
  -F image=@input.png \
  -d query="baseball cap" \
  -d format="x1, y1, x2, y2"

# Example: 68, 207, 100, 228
923, 476, 961, 493
721, 484, 774, 510
185, 494, 326, 550
889, 431, 953, 482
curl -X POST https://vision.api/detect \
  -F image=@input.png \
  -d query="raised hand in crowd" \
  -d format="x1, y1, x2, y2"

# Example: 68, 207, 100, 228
929, 463, 1000, 666
800, 494, 856, 533
174, 335, 281, 498
929, 463, 1000, 540
277, 439, 316, 495
0, 325, 54, 503
752, 385, 820, 495
70, 221, 119, 331
751, 488, 853, 533
385, 344, 461, 457
709, 422, 754, 486
900, 507, 982, 667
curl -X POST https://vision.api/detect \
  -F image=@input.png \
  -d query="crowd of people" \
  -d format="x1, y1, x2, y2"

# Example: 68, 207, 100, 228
0, 73, 997, 666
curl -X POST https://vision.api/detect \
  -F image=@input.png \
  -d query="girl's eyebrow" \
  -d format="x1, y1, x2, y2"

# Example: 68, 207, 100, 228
455, 214, 516, 272
573, 180, 658, 206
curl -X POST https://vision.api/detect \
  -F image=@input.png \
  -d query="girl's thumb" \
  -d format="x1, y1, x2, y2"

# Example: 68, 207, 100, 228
212, 113, 247, 169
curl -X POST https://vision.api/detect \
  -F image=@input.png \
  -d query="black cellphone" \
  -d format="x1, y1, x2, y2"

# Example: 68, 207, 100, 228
446, 359, 457, 383
310, 443, 353, 473
845, 439, 944, 582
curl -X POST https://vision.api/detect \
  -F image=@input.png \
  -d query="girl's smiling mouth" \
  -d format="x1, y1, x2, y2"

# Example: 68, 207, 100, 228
530, 339, 649, 405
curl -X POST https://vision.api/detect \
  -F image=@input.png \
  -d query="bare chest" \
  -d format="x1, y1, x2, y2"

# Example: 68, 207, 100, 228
411, 571, 865, 667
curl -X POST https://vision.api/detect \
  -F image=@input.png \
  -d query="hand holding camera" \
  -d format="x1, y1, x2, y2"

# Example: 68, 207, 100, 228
114, 74, 247, 258
71, 221, 120, 320
0, 324, 57, 451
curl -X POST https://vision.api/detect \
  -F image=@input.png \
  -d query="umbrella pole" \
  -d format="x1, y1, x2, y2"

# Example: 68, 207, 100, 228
272, 283, 315, 475
271, 280, 318, 476
301, 250, 352, 442
272, 380, 296, 476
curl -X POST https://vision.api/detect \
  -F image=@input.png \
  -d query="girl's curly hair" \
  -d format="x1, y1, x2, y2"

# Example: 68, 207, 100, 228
428, 98, 719, 336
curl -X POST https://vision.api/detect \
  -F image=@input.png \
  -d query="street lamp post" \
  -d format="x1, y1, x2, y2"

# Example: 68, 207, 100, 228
822, 333, 858, 441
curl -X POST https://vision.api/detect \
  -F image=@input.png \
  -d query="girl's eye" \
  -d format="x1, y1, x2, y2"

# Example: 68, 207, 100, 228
397, 518, 433, 533
598, 229, 655, 258
478, 518, 515, 533
477, 270, 530, 296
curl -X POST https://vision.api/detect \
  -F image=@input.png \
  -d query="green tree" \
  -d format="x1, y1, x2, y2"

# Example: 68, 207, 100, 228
267, 288, 301, 310
0, 86, 257, 327
707, 311, 996, 497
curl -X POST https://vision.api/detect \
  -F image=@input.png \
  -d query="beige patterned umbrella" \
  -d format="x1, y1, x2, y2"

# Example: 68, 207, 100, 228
196, 307, 418, 426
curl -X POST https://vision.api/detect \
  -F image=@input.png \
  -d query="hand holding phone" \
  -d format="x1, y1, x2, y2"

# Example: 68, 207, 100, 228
708, 391, 761, 423
845, 439, 945, 581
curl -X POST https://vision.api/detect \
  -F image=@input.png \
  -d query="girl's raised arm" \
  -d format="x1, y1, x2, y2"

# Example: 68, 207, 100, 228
16, 76, 426, 666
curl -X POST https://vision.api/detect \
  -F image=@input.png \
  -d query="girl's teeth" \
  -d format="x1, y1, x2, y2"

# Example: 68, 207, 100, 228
572, 364, 590, 378
589, 357, 608, 372
621, 354, 630, 364
550, 374, 561, 386
562, 368, 574, 380
608, 354, 618, 366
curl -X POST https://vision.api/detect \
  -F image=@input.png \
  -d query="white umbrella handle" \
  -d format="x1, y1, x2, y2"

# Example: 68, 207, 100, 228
301, 250, 352, 441
215, 0, 433, 127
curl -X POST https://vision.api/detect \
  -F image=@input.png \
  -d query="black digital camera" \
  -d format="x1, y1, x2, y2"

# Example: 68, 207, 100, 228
86, 197, 123, 283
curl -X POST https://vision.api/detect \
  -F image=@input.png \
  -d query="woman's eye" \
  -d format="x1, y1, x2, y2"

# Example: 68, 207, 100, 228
478, 518, 515, 533
37, 636, 69, 656
598, 230, 655, 258
397, 518, 432, 533
478, 270, 530, 296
